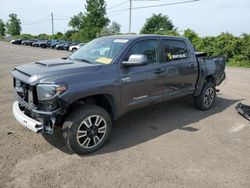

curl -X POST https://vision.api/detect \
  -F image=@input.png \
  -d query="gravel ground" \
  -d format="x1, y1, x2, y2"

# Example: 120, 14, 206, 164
0, 41, 250, 188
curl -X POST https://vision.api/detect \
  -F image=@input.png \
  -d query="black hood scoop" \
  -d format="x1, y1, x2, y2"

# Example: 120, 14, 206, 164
34, 59, 74, 67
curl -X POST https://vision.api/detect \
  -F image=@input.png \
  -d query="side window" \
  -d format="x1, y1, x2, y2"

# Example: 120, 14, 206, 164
126, 40, 159, 64
163, 40, 188, 62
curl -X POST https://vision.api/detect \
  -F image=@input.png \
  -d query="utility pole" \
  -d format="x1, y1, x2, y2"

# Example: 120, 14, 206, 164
51, 12, 54, 35
128, 0, 159, 33
129, 0, 132, 33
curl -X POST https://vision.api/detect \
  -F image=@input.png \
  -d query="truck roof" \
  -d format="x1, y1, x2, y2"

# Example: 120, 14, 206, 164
102, 34, 187, 41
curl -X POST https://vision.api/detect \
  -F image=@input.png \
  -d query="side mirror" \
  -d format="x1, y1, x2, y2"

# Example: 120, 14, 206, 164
122, 54, 147, 66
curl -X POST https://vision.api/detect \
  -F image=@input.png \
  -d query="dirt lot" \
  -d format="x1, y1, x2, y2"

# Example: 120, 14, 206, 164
0, 41, 250, 188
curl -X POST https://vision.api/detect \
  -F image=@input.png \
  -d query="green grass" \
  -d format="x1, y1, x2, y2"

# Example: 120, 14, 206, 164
227, 59, 250, 68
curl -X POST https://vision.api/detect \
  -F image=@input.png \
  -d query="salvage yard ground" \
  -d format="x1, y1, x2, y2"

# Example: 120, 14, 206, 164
0, 41, 250, 188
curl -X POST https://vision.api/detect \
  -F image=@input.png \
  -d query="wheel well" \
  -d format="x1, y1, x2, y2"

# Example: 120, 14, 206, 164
65, 94, 115, 120
205, 75, 216, 85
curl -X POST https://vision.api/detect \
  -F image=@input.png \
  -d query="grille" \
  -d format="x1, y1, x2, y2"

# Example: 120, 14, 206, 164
14, 78, 36, 104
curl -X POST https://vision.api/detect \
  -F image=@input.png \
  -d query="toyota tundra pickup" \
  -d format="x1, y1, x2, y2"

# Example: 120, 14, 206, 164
12, 35, 226, 154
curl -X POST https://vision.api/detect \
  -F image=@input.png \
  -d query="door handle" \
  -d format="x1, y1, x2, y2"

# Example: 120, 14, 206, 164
154, 68, 166, 74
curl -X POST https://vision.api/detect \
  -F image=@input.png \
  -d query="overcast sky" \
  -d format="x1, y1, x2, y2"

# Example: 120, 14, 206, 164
1, 0, 250, 37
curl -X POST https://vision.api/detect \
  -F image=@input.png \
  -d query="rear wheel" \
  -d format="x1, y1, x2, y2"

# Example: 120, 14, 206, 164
62, 105, 112, 154
72, 48, 77, 52
194, 81, 216, 110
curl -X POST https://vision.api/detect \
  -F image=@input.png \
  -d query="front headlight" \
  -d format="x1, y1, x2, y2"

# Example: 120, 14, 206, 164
36, 84, 67, 101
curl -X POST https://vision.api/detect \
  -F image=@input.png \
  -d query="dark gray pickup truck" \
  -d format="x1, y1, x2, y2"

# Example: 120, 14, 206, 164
12, 35, 226, 154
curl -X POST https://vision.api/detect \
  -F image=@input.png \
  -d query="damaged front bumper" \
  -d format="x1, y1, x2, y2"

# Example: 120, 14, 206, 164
13, 89, 64, 134
13, 101, 44, 133
12, 101, 60, 134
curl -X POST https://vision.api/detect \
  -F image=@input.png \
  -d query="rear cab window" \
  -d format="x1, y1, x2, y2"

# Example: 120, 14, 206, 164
163, 39, 189, 62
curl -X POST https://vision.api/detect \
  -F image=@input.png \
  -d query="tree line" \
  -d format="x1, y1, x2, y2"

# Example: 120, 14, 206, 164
0, 0, 249, 67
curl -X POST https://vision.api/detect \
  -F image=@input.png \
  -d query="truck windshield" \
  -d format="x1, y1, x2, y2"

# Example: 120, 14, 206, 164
69, 37, 129, 64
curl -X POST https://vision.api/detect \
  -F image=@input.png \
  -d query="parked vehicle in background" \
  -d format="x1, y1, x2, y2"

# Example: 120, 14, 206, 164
21, 39, 37, 46
32, 40, 42, 47
61, 41, 74, 51
55, 41, 73, 50
50, 41, 65, 49
21, 40, 29, 45
69, 43, 85, 52
31, 40, 47, 47
11, 35, 226, 154
39, 40, 58, 48
11, 39, 23, 45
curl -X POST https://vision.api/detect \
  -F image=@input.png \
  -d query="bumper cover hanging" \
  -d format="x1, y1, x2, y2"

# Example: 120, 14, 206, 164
235, 103, 250, 121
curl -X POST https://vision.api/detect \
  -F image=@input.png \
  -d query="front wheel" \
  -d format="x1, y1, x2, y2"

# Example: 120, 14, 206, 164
62, 105, 112, 154
194, 81, 216, 110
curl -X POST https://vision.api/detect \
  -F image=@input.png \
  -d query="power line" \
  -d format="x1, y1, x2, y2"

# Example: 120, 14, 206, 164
23, 19, 51, 26
134, 0, 199, 9
54, 18, 71, 20
22, 0, 199, 32
22, 15, 50, 25
107, 0, 129, 10
53, 14, 72, 19
107, 0, 199, 33
108, 0, 199, 13
108, 9, 129, 16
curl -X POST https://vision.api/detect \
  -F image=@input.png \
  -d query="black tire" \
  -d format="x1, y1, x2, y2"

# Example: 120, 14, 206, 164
72, 48, 77, 52
62, 104, 112, 154
194, 81, 216, 110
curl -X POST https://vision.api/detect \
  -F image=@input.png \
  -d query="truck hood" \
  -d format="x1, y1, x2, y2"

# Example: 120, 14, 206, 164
12, 58, 100, 85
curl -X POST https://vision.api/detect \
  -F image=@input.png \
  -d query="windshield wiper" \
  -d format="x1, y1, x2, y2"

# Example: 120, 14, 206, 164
73, 58, 91, 64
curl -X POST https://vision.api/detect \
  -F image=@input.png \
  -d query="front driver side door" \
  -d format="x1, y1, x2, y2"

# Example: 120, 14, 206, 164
119, 39, 166, 112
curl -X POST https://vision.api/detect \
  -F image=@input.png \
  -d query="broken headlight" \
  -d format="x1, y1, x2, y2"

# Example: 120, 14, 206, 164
36, 84, 67, 101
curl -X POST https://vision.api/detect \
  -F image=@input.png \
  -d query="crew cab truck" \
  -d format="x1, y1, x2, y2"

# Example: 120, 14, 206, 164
12, 35, 226, 154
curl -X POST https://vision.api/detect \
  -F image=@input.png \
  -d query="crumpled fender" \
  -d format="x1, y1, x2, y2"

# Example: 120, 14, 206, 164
194, 56, 226, 96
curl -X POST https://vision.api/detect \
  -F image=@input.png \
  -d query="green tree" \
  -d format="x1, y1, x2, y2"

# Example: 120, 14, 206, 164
183, 29, 199, 43
70, 31, 89, 43
68, 12, 85, 30
17, 33, 33, 39
101, 21, 121, 36
84, 0, 109, 40
6, 13, 21, 36
64, 30, 78, 40
159, 29, 180, 36
140, 13, 174, 34
109, 21, 120, 34
183, 28, 203, 50
37, 33, 49, 39
241, 33, 250, 61
0, 19, 6, 37
51, 32, 63, 39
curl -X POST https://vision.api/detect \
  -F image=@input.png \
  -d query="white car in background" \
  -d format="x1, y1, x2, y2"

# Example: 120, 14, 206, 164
69, 43, 85, 52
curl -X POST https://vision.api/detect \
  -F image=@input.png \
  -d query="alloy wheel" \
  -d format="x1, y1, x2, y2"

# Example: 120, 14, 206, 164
76, 115, 107, 149
203, 87, 215, 108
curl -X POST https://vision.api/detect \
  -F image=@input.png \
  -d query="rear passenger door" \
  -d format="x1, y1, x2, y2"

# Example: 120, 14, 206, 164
161, 39, 198, 98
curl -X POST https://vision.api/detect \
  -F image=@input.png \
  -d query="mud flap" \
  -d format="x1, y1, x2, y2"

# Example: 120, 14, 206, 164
235, 103, 250, 121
